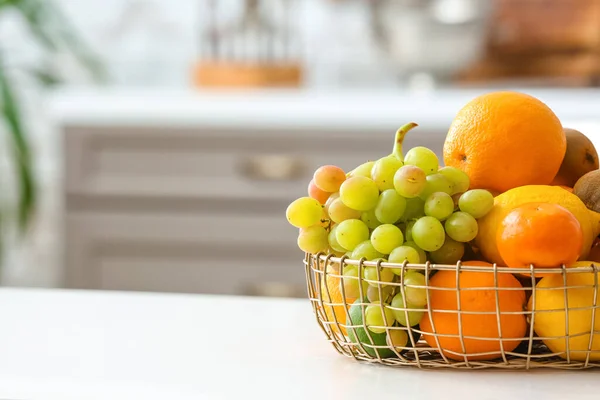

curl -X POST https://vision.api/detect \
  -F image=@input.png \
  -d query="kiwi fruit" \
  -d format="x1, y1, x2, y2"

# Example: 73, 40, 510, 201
553, 128, 599, 187
573, 169, 600, 213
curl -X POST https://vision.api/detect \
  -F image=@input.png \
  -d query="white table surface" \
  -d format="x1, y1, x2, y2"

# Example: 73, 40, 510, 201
0, 288, 598, 400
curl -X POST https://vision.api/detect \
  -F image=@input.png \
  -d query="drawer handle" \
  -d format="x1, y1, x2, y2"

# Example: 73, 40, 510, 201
237, 155, 305, 181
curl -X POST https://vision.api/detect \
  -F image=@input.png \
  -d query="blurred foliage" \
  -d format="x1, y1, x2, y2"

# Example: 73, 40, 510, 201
0, 0, 103, 259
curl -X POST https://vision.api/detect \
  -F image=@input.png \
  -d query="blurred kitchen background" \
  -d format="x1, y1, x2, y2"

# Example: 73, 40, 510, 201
2, 0, 600, 297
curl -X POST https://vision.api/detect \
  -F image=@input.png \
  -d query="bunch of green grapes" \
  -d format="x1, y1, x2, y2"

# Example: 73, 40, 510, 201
286, 122, 494, 260
285, 124, 497, 344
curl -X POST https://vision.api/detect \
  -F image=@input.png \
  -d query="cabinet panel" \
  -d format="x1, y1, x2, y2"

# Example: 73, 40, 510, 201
65, 213, 306, 295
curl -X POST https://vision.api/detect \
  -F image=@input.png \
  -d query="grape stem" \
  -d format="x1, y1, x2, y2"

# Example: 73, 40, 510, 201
392, 122, 419, 161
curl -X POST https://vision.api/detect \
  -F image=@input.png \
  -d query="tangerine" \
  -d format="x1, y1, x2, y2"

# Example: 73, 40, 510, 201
497, 203, 583, 270
421, 261, 527, 361
443, 92, 565, 193
320, 264, 356, 336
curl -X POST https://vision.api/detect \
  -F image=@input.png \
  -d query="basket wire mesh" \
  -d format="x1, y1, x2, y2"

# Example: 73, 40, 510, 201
305, 252, 600, 370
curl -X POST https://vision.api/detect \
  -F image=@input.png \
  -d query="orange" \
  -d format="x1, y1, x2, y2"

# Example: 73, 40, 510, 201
497, 202, 583, 270
443, 92, 565, 193
320, 264, 356, 336
421, 261, 527, 361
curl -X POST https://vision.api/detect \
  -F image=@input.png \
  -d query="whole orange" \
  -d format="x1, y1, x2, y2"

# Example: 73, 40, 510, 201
421, 262, 527, 361
497, 202, 583, 270
443, 92, 565, 193
320, 264, 356, 336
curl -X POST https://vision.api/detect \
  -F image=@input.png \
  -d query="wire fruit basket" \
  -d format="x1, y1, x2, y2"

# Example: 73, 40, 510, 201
305, 252, 600, 370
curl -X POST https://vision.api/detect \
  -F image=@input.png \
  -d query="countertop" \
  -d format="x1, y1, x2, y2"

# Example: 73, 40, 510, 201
0, 288, 598, 400
47, 87, 600, 132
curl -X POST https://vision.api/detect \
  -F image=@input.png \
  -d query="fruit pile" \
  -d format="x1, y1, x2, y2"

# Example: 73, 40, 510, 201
286, 91, 600, 365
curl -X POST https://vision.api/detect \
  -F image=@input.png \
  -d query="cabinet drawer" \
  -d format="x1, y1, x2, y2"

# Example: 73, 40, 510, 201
64, 126, 443, 201
65, 213, 306, 295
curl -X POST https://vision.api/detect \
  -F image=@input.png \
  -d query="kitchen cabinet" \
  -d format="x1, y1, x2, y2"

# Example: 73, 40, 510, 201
62, 120, 443, 296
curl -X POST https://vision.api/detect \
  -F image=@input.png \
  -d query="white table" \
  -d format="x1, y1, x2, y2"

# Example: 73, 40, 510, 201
0, 288, 597, 400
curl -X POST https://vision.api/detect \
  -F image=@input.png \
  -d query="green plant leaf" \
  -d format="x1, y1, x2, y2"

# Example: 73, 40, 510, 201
0, 62, 36, 233
0, 0, 19, 9
29, 66, 61, 87
13, 0, 105, 82
46, 1, 106, 81
11, 0, 59, 51
0, 0, 104, 247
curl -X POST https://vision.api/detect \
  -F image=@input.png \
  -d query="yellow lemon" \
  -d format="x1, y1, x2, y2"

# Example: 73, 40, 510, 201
528, 261, 600, 361
476, 185, 600, 265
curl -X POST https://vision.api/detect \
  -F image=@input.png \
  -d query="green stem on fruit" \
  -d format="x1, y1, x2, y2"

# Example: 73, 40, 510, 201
393, 122, 419, 161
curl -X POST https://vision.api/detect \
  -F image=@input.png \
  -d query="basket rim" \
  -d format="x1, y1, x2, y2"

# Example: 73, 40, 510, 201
311, 253, 600, 275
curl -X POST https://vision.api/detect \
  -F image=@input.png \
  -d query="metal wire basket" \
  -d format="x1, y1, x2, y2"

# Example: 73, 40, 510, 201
305, 253, 600, 370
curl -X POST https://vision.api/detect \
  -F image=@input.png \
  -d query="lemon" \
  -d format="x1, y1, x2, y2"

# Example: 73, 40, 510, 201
528, 261, 600, 361
476, 185, 600, 265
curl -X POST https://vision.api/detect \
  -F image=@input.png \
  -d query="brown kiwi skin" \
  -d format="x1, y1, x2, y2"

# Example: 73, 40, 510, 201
574, 169, 600, 213
553, 128, 599, 188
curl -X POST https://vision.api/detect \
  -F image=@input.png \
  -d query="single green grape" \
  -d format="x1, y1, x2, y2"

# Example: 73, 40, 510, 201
297, 225, 329, 253
348, 161, 375, 178
445, 211, 479, 243
328, 225, 347, 253
424, 192, 454, 221
328, 248, 346, 257
418, 174, 454, 201
389, 246, 421, 275
429, 236, 465, 265
313, 165, 346, 193
375, 189, 407, 224
351, 240, 384, 261
360, 209, 382, 229
391, 292, 424, 327
412, 216, 445, 252
339, 176, 380, 211
365, 302, 395, 334
387, 329, 409, 350
371, 155, 403, 191
342, 266, 369, 299
459, 189, 494, 219
328, 197, 361, 223
394, 165, 427, 198
286, 197, 323, 228
399, 197, 425, 222
404, 147, 439, 175
403, 241, 427, 263
324, 192, 340, 212
438, 166, 470, 195
335, 219, 370, 251
371, 224, 404, 255
402, 271, 427, 307
363, 266, 395, 286
366, 284, 395, 303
